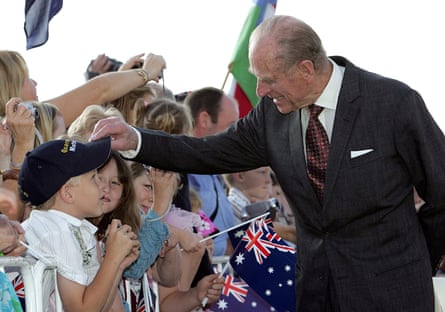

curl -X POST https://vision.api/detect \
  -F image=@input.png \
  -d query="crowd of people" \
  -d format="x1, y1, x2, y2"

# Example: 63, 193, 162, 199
0, 48, 233, 311
0, 39, 294, 312
1, 14, 445, 312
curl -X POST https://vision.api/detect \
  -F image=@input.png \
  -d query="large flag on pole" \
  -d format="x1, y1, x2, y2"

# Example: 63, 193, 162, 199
228, 0, 277, 118
24, 0, 63, 50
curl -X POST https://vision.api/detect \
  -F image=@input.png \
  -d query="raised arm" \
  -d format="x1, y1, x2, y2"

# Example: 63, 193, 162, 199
47, 53, 166, 126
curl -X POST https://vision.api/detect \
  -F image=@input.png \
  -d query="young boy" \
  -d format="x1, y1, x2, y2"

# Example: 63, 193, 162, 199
19, 137, 140, 311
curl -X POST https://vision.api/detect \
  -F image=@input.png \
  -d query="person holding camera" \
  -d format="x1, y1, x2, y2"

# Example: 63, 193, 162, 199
0, 50, 166, 127
84, 53, 145, 80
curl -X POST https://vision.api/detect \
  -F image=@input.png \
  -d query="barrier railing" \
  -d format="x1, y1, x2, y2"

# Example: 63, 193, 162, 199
0, 256, 62, 312
2, 255, 444, 312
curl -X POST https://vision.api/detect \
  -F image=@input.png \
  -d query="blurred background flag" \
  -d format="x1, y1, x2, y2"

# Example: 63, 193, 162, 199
24, 0, 63, 49
229, 218, 296, 312
226, 0, 277, 117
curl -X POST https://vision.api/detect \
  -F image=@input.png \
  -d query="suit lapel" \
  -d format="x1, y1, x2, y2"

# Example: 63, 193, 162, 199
289, 109, 321, 206
323, 57, 361, 209
289, 109, 307, 177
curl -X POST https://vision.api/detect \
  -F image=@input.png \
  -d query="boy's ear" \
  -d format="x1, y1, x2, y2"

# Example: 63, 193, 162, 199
59, 184, 74, 203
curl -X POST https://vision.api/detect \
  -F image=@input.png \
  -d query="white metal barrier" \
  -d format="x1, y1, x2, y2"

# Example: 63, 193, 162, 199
2, 255, 443, 312
0, 256, 62, 312
434, 277, 445, 312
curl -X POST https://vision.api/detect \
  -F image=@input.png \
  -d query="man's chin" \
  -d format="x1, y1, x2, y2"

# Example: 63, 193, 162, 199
273, 98, 293, 114
275, 104, 293, 114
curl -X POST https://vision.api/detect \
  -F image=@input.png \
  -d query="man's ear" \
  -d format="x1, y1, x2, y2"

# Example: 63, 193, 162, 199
297, 59, 315, 80
196, 111, 211, 129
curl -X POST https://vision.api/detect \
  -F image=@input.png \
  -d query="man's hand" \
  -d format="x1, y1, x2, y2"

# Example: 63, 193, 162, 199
90, 117, 138, 151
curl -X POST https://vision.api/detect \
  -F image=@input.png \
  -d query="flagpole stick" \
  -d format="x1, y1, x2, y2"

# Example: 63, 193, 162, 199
201, 257, 232, 308
221, 69, 231, 91
199, 211, 270, 244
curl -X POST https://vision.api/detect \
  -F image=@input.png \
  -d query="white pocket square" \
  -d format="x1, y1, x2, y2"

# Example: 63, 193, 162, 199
350, 149, 374, 159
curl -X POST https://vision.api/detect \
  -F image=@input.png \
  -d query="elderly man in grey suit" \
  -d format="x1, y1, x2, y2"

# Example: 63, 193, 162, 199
91, 15, 445, 312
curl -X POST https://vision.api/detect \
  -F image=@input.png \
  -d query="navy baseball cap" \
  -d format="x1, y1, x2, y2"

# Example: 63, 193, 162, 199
18, 137, 112, 206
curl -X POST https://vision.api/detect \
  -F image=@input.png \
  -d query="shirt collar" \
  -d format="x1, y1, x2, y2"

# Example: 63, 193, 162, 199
48, 209, 97, 233
313, 58, 345, 110
229, 187, 251, 207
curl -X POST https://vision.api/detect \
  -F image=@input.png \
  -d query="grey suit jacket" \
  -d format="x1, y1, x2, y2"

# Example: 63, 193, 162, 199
133, 56, 445, 311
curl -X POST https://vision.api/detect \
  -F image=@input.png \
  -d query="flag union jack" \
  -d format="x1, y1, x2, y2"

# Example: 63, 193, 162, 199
10, 273, 25, 299
222, 275, 249, 303
208, 274, 276, 312
242, 219, 295, 264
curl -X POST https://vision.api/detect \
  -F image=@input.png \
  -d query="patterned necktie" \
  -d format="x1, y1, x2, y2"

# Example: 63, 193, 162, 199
306, 104, 329, 204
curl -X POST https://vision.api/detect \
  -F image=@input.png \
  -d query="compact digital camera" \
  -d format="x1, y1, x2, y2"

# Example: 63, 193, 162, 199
18, 101, 38, 118
240, 198, 281, 221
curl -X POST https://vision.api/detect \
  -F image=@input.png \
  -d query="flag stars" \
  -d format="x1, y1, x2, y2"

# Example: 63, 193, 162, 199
228, 212, 296, 311
235, 252, 246, 265
251, 301, 257, 308
234, 229, 245, 238
217, 298, 228, 310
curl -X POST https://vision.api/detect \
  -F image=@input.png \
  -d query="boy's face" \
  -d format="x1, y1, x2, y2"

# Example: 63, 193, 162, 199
69, 169, 105, 219
240, 167, 272, 202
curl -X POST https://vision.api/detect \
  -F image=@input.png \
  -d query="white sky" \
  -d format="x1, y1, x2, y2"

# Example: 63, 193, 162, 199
1, 0, 445, 129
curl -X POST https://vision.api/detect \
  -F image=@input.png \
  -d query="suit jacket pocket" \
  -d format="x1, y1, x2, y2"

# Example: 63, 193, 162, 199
349, 148, 382, 168
374, 257, 423, 277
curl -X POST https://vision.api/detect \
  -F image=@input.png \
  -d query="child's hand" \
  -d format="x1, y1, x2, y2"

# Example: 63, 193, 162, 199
149, 168, 179, 198
105, 219, 140, 265
149, 167, 179, 215
157, 235, 178, 259
196, 273, 225, 305
120, 244, 140, 270
173, 226, 203, 253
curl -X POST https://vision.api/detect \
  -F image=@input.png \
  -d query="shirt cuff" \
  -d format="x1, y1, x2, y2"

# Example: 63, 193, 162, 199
118, 126, 142, 159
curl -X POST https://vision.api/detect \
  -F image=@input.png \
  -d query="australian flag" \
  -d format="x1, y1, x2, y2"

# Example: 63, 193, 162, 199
228, 216, 274, 250
229, 218, 297, 312
24, 0, 63, 49
208, 274, 275, 311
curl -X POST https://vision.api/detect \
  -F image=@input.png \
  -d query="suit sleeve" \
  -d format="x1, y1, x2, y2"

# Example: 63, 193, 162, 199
395, 89, 445, 271
132, 100, 270, 174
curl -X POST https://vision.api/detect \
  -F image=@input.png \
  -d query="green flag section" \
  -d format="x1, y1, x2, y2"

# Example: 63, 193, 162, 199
228, 0, 277, 115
